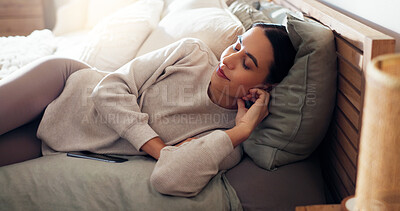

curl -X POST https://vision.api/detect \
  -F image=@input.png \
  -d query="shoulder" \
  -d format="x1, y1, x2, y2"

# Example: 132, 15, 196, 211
175, 38, 218, 65
176, 37, 207, 47
174, 38, 212, 54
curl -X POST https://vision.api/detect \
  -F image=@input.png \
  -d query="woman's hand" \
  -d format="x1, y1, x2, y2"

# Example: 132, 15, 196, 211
236, 88, 270, 131
140, 137, 167, 160
141, 137, 198, 160
226, 88, 270, 147
174, 137, 197, 147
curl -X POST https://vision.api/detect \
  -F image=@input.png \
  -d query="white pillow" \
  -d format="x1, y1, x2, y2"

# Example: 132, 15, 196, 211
79, 0, 163, 71
136, 0, 245, 59
85, 0, 139, 29
52, 0, 89, 35
161, 0, 223, 18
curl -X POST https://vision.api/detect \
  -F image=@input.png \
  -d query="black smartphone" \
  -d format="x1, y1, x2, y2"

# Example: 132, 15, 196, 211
245, 100, 254, 109
67, 151, 128, 163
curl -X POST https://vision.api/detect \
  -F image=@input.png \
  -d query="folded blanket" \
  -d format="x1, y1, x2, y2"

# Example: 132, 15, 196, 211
0, 30, 56, 80
0, 154, 242, 211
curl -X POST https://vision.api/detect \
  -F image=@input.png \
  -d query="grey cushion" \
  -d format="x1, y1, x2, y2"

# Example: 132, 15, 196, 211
228, 0, 272, 30
226, 154, 326, 211
259, 1, 303, 25
243, 14, 337, 170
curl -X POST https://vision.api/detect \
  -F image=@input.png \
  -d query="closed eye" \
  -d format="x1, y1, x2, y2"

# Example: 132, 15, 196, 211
242, 60, 250, 70
233, 36, 250, 70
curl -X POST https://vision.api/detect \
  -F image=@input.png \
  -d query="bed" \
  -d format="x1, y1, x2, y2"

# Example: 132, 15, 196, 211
0, 0, 396, 210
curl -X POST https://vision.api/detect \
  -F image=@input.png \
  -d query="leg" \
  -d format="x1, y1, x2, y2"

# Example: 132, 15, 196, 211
0, 56, 90, 135
0, 115, 42, 167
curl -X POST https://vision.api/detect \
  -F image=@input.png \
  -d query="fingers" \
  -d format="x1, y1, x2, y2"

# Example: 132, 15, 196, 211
242, 93, 257, 102
249, 88, 269, 97
242, 88, 270, 105
237, 98, 246, 109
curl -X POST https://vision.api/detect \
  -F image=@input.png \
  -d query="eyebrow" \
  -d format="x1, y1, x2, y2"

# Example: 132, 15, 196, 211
238, 35, 259, 68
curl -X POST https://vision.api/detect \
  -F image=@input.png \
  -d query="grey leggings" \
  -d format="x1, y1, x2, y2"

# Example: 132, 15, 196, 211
0, 56, 90, 166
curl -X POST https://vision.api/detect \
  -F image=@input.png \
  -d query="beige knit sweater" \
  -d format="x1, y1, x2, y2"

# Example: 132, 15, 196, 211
37, 38, 242, 196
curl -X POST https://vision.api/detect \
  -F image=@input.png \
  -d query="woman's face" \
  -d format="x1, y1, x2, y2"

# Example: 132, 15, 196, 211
210, 27, 274, 99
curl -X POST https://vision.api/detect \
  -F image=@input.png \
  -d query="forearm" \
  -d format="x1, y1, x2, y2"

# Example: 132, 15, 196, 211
228, 89, 270, 147
140, 137, 166, 160
225, 125, 252, 147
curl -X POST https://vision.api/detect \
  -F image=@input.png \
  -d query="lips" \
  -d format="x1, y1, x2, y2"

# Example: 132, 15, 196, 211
216, 65, 230, 81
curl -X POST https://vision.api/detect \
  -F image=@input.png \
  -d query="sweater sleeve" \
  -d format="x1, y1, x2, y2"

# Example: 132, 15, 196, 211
91, 38, 208, 151
150, 130, 242, 197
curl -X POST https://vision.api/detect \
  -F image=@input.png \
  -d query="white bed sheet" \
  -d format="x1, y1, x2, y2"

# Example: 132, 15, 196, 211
0, 29, 90, 80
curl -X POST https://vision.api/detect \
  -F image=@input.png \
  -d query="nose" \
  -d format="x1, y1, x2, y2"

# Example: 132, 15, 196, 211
222, 51, 240, 70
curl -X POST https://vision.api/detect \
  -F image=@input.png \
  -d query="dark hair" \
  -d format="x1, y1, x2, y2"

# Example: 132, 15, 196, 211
252, 23, 296, 84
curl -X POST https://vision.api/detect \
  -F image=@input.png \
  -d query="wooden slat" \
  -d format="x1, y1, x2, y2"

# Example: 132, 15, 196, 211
337, 91, 359, 129
319, 137, 343, 203
358, 38, 396, 134
336, 125, 358, 164
335, 107, 358, 139
337, 57, 362, 92
325, 153, 350, 199
331, 136, 357, 184
331, 120, 358, 164
0, 0, 43, 18
328, 146, 356, 195
325, 164, 348, 201
336, 37, 363, 70
338, 75, 361, 111
0, 18, 44, 36
320, 133, 347, 203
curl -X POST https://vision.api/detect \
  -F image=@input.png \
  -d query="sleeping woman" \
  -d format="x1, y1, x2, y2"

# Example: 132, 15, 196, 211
0, 23, 296, 196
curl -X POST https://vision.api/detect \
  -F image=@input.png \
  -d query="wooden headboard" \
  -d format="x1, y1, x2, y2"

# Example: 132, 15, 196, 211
272, 0, 396, 203
0, 0, 45, 36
